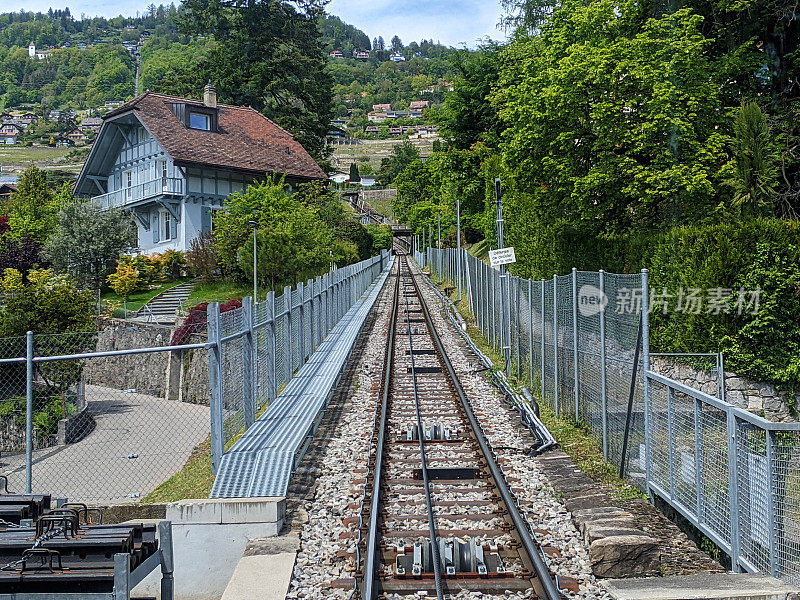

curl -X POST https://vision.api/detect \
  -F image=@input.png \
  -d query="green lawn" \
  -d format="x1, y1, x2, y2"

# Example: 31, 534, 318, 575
186, 280, 252, 308
0, 146, 73, 163
102, 278, 190, 316
143, 437, 215, 503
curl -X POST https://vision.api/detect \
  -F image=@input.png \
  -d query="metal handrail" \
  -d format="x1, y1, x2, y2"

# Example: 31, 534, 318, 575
92, 177, 184, 209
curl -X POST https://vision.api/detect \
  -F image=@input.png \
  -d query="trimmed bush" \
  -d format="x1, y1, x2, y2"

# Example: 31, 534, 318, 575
648, 219, 800, 406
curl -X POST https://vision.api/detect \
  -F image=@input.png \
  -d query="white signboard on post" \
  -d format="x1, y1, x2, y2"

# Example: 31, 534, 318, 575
489, 247, 517, 269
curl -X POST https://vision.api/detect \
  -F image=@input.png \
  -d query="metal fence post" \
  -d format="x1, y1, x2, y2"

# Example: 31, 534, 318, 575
207, 303, 224, 473
500, 268, 509, 371
540, 280, 546, 404
719, 352, 727, 404
488, 266, 495, 345
267, 291, 277, 403
528, 279, 534, 390
25, 330, 33, 494
667, 387, 677, 500
553, 274, 559, 417
242, 297, 255, 430
481, 261, 487, 337
515, 277, 521, 376
283, 287, 292, 379
642, 269, 653, 494
310, 278, 317, 351
572, 268, 579, 422
325, 273, 331, 334
599, 271, 609, 460
727, 409, 742, 572
694, 397, 704, 526
765, 430, 778, 577
297, 282, 305, 363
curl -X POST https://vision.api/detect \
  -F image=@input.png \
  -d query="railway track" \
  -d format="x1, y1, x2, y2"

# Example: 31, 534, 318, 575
356, 254, 564, 599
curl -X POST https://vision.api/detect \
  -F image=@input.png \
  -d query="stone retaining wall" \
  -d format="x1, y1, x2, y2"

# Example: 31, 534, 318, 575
0, 414, 56, 453
83, 319, 209, 404
57, 407, 95, 445
652, 357, 795, 422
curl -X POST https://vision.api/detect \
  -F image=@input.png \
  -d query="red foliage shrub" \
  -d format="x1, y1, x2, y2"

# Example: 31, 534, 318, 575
0, 215, 9, 236
0, 235, 47, 275
170, 298, 243, 346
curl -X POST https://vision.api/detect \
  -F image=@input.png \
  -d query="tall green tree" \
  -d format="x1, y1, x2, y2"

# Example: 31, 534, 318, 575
494, 2, 727, 277
437, 43, 503, 150
377, 141, 420, 186
730, 101, 779, 217
214, 180, 334, 288
349, 162, 361, 183
44, 201, 138, 298
4, 167, 74, 242
178, 0, 334, 160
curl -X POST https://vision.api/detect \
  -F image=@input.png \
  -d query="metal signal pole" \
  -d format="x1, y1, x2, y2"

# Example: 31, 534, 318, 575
456, 197, 462, 302
495, 179, 510, 372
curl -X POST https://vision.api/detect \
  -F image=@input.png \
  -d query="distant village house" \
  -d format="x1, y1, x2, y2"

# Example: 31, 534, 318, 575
0, 182, 17, 201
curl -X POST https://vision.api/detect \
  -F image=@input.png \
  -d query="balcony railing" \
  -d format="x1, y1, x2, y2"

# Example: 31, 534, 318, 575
92, 177, 184, 209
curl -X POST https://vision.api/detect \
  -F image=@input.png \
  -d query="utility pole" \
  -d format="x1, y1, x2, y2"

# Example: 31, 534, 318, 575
249, 221, 258, 302
495, 178, 510, 372
456, 197, 462, 302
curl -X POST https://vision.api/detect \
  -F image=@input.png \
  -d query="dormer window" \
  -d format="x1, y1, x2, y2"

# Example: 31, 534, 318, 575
189, 112, 211, 131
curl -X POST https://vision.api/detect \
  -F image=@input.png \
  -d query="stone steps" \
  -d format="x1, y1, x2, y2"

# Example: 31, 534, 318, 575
135, 281, 194, 323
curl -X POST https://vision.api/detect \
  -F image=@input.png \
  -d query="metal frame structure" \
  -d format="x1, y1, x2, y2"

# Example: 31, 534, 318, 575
0, 251, 391, 500
0, 520, 174, 600
207, 250, 390, 472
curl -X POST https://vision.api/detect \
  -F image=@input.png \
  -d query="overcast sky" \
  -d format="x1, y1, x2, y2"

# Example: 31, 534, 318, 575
14, 1, 506, 47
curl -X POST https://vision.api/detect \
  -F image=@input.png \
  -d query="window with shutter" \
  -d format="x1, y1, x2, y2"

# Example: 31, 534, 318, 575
162, 211, 171, 241
152, 210, 159, 244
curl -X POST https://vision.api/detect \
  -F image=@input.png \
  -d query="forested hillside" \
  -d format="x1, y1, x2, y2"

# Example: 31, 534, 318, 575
0, 7, 458, 144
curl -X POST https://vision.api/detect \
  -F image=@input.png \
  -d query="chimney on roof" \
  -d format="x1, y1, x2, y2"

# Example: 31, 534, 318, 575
203, 82, 217, 108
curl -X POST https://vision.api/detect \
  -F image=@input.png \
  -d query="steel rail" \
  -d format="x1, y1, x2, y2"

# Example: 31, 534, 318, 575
400, 259, 445, 600
361, 262, 400, 600
407, 258, 564, 600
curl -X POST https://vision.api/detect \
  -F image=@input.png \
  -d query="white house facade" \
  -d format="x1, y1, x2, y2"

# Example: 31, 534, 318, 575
74, 86, 326, 253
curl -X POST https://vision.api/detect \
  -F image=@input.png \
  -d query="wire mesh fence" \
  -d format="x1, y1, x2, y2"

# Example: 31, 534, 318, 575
0, 251, 391, 504
0, 331, 209, 503
424, 246, 800, 585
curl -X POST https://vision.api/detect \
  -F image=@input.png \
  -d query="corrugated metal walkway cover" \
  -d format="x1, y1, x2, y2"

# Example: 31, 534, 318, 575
211, 258, 394, 498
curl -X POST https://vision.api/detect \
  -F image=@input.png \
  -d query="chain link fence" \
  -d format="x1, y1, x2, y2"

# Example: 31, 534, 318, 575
0, 251, 390, 503
0, 330, 210, 503
424, 247, 800, 585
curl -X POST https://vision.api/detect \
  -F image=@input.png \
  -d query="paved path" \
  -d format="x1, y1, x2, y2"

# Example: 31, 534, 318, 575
0, 385, 209, 503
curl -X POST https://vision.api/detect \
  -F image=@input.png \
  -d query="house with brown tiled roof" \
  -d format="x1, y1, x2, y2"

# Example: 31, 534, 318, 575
74, 85, 326, 253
